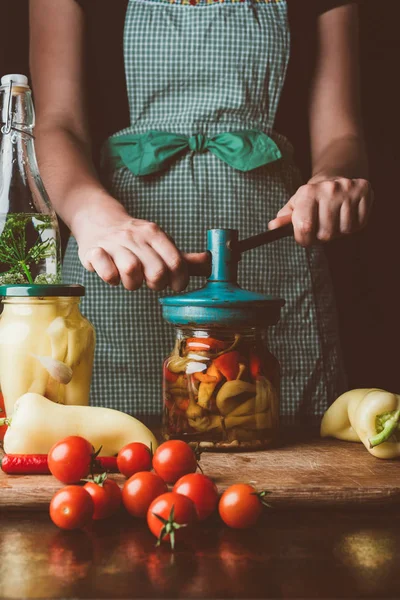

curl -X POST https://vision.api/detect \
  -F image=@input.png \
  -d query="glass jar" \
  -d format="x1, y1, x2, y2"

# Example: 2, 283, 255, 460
162, 326, 280, 450
0, 285, 95, 418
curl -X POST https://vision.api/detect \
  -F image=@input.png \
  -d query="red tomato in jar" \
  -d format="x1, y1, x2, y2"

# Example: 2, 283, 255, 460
122, 471, 168, 518
117, 442, 152, 478
219, 484, 269, 529
83, 475, 122, 520
173, 473, 219, 521
50, 486, 94, 530
147, 492, 197, 549
48, 436, 94, 484
152, 440, 197, 484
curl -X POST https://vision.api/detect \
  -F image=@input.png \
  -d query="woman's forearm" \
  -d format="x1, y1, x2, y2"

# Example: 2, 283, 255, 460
35, 124, 126, 236
309, 134, 369, 184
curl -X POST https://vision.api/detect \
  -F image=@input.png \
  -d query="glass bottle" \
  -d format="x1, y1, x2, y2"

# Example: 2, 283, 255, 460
0, 74, 61, 285
162, 325, 280, 450
0, 284, 96, 418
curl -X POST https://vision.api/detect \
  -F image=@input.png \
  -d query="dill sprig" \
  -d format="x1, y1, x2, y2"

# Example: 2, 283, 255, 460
0, 214, 56, 284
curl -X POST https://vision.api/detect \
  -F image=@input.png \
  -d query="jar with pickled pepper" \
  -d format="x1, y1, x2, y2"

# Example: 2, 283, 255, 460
0, 284, 95, 418
160, 229, 284, 450
163, 326, 280, 449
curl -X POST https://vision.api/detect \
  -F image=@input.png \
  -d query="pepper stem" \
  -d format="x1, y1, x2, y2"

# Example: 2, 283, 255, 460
0, 417, 11, 427
369, 410, 400, 448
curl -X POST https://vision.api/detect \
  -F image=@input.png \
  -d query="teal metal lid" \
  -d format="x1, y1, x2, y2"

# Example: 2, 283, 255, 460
160, 230, 284, 328
0, 284, 85, 297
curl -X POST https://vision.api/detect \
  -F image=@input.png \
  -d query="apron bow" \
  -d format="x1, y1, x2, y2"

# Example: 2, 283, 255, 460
104, 129, 282, 176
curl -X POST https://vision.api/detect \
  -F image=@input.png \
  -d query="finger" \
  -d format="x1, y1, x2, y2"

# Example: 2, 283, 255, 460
291, 199, 319, 247
184, 252, 211, 277
357, 195, 371, 229
102, 244, 144, 291
84, 247, 120, 286
268, 213, 293, 231
129, 243, 169, 291
356, 183, 374, 229
150, 235, 188, 292
339, 199, 357, 235
317, 196, 341, 242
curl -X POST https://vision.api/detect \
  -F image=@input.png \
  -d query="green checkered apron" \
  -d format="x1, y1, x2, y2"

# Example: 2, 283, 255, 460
63, 0, 346, 416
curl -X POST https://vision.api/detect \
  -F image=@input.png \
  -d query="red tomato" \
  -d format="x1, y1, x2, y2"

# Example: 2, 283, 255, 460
147, 492, 197, 549
48, 436, 93, 484
219, 484, 269, 529
117, 442, 152, 478
122, 471, 168, 518
173, 473, 219, 521
83, 475, 122, 520
50, 486, 94, 530
152, 440, 197, 484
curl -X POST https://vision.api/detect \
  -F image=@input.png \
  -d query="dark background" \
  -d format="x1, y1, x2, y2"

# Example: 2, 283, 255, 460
1, 0, 399, 392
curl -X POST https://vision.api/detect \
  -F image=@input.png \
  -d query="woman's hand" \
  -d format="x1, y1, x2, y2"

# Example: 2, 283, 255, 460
73, 200, 209, 292
268, 177, 373, 247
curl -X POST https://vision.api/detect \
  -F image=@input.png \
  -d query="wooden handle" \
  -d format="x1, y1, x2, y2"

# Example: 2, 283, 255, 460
234, 223, 294, 254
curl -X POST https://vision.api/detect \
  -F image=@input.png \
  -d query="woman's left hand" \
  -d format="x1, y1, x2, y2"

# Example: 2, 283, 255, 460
268, 177, 373, 247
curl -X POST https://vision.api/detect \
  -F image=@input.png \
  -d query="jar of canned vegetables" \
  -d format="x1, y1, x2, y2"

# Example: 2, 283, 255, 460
0, 284, 95, 418
162, 325, 280, 449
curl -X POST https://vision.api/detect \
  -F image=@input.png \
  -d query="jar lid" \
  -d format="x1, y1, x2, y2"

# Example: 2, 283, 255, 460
160, 281, 283, 327
160, 229, 284, 328
0, 284, 85, 297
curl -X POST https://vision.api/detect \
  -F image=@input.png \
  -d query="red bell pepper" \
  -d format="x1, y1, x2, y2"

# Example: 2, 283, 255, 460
250, 352, 262, 380
163, 363, 179, 383
213, 351, 241, 381
186, 337, 227, 352
0, 393, 7, 442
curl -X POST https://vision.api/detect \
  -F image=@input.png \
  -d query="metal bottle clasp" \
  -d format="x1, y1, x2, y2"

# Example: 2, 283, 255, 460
1, 80, 13, 135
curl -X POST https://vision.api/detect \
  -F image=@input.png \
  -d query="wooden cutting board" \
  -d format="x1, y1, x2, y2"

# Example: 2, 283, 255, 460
1, 428, 399, 510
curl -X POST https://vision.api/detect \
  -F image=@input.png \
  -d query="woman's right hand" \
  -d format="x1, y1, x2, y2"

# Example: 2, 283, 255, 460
73, 199, 210, 292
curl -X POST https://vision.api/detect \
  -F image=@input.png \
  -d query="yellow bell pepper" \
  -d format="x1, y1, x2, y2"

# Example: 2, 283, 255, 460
321, 388, 400, 459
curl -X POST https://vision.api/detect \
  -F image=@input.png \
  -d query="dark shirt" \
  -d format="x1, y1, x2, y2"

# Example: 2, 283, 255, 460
75, 0, 354, 177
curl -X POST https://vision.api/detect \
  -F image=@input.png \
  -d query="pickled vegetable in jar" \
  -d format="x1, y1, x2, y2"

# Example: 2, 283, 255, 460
0, 285, 95, 417
160, 228, 284, 451
162, 327, 280, 450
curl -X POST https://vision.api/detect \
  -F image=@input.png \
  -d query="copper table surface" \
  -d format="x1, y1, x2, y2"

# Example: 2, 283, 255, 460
1, 508, 400, 599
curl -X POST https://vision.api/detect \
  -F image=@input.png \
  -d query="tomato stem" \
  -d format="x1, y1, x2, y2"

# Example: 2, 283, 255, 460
154, 504, 187, 550
82, 472, 108, 487
251, 490, 272, 509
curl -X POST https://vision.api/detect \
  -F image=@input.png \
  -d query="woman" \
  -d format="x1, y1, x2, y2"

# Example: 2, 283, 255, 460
29, 0, 372, 417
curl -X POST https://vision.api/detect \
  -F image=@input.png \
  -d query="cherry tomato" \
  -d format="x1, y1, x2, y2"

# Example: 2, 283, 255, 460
147, 492, 197, 549
50, 486, 94, 530
83, 474, 122, 520
152, 440, 197, 484
219, 484, 269, 529
48, 436, 93, 484
117, 442, 152, 478
173, 473, 219, 521
122, 471, 168, 518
